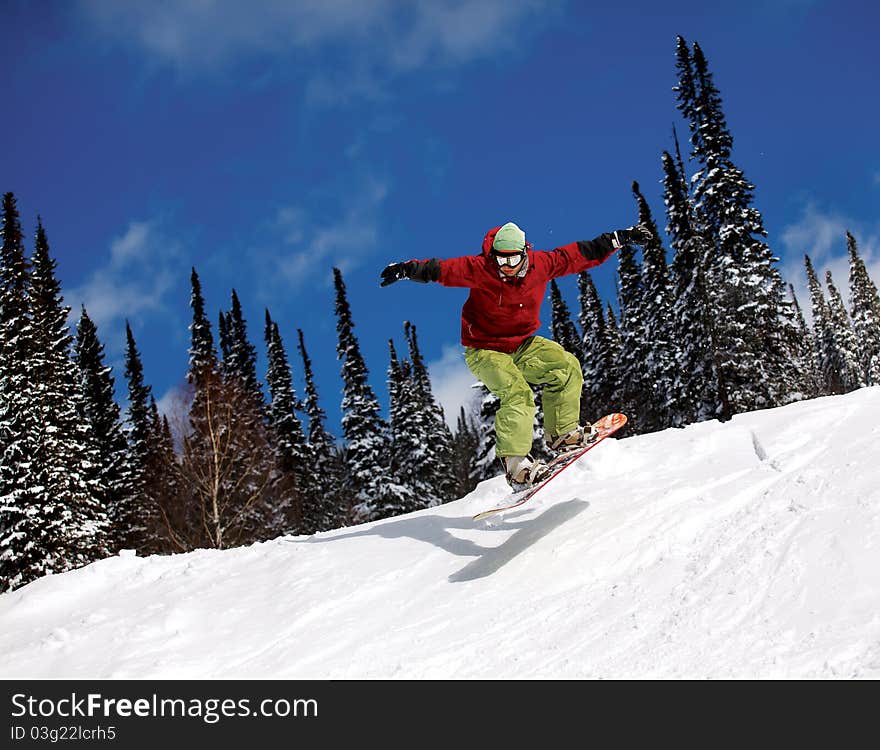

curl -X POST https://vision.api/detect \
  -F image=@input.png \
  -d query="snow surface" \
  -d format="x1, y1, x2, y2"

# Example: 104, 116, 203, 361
2, 388, 879, 679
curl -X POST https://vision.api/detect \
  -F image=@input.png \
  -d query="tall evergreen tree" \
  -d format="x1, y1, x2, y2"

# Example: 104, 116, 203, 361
632, 180, 677, 430
0, 193, 37, 590
297, 328, 345, 531
825, 270, 862, 393
787, 284, 821, 400
846, 230, 880, 385
805, 255, 841, 396
188, 268, 218, 386
264, 310, 310, 532
222, 289, 262, 403
675, 36, 802, 416
122, 322, 164, 552
549, 280, 584, 363
28, 223, 108, 567
577, 271, 616, 421
662, 143, 718, 425
333, 267, 398, 522
471, 384, 501, 483
452, 406, 479, 498
404, 321, 456, 503
615, 241, 651, 432
386, 341, 425, 513
74, 306, 133, 552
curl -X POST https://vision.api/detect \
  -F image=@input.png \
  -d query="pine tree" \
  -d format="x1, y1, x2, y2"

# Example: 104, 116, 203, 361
632, 180, 676, 430
297, 328, 345, 530
122, 322, 164, 551
471, 385, 501, 482
787, 284, 821, 400
675, 36, 802, 416
825, 270, 862, 393
847, 230, 880, 385
662, 142, 718, 425
805, 255, 845, 396
549, 280, 584, 363
404, 321, 456, 503
0, 194, 41, 590
615, 241, 651, 432
577, 271, 615, 420
29, 223, 109, 568
333, 267, 398, 522
386, 341, 425, 513
188, 268, 218, 386
223, 289, 261, 403
452, 406, 479, 498
74, 306, 133, 552
264, 310, 310, 532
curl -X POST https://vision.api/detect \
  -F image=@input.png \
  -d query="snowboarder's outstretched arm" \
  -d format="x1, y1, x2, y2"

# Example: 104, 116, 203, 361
378, 224, 652, 288
380, 259, 441, 287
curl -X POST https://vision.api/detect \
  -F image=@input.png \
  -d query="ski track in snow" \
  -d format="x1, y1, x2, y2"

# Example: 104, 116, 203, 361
1, 389, 879, 679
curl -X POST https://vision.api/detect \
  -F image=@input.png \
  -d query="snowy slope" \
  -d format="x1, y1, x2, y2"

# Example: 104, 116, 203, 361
2, 389, 879, 679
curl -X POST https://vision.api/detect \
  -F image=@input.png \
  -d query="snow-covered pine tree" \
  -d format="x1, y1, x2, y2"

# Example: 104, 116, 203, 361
577, 271, 616, 421
787, 284, 821, 400
632, 180, 677, 430
549, 280, 584, 363
825, 269, 863, 393
453, 405, 479, 498
662, 142, 718, 425
122, 322, 164, 552
804, 254, 836, 396
333, 267, 398, 522
297, 328, 345, 530
847, 230, 880, 385
264, 310, 310, 532
74, 306, 134, 552
0, 193, 34, 591
0, 193, 41, 591
675, 37, 802, 416
25, 221, 109, 570
188, 268, 218, 386
403, 322, 457, 503
605, 302, 623, 400
386, 340, 426, 513
471, 384, 500, 483
223, 289, 262, 405
615, 240, 651, 432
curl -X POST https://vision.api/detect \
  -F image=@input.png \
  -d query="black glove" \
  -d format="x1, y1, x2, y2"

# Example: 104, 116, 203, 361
380, 259, 440, 287
612, 223, 653, 248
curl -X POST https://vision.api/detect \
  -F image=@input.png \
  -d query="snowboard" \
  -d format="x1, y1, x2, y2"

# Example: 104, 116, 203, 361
472, 413, 627, 521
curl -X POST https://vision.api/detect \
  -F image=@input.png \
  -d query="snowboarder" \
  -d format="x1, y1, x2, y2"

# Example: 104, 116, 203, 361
380, 221, 651, 489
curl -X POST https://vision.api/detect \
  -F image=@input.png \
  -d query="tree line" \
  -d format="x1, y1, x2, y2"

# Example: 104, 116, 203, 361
2, 36, 879, 591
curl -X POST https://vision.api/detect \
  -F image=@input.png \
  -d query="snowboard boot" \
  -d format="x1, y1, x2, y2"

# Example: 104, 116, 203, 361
500, 455, 553, 491
546, 424, 599, 454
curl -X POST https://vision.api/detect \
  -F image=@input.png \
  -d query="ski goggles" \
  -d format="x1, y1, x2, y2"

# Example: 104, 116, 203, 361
492, 251, 525, 267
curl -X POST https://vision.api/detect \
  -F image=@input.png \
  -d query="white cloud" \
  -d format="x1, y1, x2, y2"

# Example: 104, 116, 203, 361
778, 203, 880, 322
273, 178, 389, 286
66, 219, 182, 353
428, 343, 481, 429
78, 0, 552, 91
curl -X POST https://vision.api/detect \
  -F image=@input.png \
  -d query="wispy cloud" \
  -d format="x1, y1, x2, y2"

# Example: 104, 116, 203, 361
779, 203, 880, 320
266, 177, 389, 287
66, 219, 183, 353
78, 0, 554, 96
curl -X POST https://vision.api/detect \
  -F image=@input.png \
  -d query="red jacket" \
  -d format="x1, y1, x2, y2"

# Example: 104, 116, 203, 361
437, 226, 618, 353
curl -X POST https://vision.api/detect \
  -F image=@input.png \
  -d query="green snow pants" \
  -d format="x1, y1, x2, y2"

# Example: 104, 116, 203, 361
464, 335, 583, 458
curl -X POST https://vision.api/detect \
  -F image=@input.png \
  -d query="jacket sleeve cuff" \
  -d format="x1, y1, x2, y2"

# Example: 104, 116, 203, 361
411, 258, 441, 283
576, 234, 617, 263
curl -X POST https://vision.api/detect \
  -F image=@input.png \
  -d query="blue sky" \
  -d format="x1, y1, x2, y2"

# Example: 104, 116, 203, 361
3, 0, 878, 431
